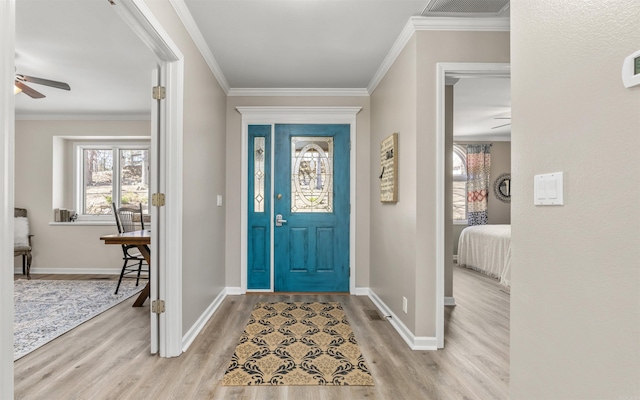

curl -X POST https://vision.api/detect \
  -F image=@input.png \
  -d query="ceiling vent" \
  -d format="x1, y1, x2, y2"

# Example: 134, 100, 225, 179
421, 0, 510, 16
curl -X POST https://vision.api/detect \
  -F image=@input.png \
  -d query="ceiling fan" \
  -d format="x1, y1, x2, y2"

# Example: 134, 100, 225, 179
492, 117, 511, 129
14, 70, 70, 99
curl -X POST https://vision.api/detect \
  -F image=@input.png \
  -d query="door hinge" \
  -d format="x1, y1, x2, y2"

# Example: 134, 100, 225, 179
152, 86, 166, 100
152, 299, 165, 314
152, 193, 166, 207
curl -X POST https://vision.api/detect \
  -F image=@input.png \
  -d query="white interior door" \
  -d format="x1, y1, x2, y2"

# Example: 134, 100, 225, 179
149, 66, 161, 354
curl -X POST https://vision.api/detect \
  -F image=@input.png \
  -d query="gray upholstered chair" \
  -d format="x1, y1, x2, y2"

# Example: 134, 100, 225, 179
14, 208, 33, 279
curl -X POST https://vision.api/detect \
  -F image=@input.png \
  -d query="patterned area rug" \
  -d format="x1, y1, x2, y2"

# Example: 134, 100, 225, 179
14, 279, 144, 360
222, 302, 374, 386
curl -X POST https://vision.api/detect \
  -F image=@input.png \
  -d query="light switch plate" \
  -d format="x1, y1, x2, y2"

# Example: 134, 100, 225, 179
217, 195, 223, 207
534, 172, 564, 205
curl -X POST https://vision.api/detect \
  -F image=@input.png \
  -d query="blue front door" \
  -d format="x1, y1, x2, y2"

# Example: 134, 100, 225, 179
273, 124, 350, 292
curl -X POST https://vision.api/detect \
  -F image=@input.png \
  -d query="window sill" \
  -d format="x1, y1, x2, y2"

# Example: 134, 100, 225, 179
49, 221, 152, 228
453, 220, 469, 226
49, 221, 115, 226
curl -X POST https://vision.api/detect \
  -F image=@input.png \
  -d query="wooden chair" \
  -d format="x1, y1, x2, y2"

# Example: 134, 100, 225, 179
14, 208, 33, 279
112, 203, 149, 294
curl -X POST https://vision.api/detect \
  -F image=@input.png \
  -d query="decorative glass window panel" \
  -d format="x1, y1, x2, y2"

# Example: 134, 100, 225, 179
291, 136, 333, 213
83, 149, 113, 215
254, 137, 266, 212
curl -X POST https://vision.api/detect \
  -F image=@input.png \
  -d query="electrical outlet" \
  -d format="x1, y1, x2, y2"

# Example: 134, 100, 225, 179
402, 296, 408, 314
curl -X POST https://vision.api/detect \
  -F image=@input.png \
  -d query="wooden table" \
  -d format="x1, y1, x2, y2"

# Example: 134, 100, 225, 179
100, 229, 151, 307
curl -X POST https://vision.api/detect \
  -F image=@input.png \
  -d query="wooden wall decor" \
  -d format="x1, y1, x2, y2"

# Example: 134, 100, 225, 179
380, 133, 398, 202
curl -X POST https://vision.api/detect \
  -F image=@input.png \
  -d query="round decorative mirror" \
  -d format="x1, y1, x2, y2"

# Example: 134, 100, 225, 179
493, 173, 511, 203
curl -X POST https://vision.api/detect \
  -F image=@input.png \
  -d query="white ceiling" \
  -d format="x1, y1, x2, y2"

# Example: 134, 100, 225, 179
454, 78, 511, 141
14, 0, 510, 139
15, 0, 156, 118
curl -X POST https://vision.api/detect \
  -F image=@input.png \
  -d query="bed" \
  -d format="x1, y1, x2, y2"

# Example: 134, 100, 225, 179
457, 224, 511, 286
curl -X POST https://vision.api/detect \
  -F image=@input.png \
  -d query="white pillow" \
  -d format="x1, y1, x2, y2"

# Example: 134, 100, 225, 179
14, 217, 30, 246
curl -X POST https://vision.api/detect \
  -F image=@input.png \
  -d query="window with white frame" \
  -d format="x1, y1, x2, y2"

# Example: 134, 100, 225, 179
75, 142, 150, 219
453, 144, 467, 223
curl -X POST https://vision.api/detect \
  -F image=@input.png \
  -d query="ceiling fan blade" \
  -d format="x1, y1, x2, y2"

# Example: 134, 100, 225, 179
491, 122, 511, 129
17, 74, 70, 91
14, 81, 45, 99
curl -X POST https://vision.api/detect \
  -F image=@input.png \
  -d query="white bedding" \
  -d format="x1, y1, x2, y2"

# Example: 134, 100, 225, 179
457, 224, 511, 286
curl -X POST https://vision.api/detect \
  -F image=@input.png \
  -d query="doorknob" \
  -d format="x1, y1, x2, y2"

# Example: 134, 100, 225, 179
275, 214, 287, 227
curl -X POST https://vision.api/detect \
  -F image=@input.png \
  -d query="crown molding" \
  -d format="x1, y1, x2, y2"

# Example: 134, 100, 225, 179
236, 106, 362, 119
454, 133, 511, 142
15, 113, 151, 121
168, 0, 230, 94
228, 88, 369, 97
367, 16, 510, 94
412, 16, 510, 31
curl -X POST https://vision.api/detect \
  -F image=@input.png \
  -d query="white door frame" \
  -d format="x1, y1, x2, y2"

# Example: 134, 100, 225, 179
107, 0, 184, 358
237, 106, 362, 295
0, 1, 17, 397
1, 8, 184, 397
435, 62, 510, 348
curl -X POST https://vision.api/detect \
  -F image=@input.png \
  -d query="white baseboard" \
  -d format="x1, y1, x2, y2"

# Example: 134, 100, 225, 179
226, 287, 243, 295
367, 289, 438, 350
14, 267, 121, 275
353, 287, 370, 296
445, 297, 456, 306
182, 287, 228, 352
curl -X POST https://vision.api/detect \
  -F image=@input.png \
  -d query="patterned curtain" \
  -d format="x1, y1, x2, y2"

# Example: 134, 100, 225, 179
466, 144, 491, 226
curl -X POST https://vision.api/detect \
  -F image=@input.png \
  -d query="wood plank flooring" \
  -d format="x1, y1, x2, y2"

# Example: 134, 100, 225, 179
14, 266, 510, 399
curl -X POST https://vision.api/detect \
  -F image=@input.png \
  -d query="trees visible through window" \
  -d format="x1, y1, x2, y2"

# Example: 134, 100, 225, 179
80, 144, 150, 217
453, 144, 467, 222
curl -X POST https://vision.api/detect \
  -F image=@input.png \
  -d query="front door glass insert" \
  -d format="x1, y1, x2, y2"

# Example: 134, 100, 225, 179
291, 136, 333, 213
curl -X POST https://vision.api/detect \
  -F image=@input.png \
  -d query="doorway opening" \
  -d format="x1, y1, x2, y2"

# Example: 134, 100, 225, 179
435, 63, 510, 348
237, 107, 361, 295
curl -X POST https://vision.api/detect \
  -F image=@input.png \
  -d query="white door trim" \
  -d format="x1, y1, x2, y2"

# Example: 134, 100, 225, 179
0, 1, 16, 397
112, 0, 184, 358
237, 107, 362, 295
435, 62, 510, 349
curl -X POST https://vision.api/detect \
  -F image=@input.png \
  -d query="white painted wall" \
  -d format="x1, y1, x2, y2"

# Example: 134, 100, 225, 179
510, 1, 640, 398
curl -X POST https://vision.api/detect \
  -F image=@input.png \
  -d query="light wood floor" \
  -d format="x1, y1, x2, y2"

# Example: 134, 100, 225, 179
14, 266, 510, 399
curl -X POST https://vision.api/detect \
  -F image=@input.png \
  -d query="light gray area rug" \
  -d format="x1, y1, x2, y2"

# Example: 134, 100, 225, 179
14, 279, 144, 360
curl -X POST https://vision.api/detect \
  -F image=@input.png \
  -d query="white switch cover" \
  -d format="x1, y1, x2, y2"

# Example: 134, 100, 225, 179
217, 195, 223, 207
534, 172, 564, 205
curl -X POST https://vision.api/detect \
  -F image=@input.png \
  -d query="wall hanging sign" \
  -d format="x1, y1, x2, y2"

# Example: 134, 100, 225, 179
380, 133, 398, 203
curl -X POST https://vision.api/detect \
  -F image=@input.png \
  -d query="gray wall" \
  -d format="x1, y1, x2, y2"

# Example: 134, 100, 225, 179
14, 120, 149, 271
147, 0, 228, 336
370, 30, 510, 336
510, 1, 640, 398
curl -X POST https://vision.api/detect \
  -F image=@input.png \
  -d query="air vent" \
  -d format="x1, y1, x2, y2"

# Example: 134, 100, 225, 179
422, 0, 510, 16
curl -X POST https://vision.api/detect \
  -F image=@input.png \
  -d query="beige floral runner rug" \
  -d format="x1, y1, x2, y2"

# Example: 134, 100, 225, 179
222, 301, 374, 386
